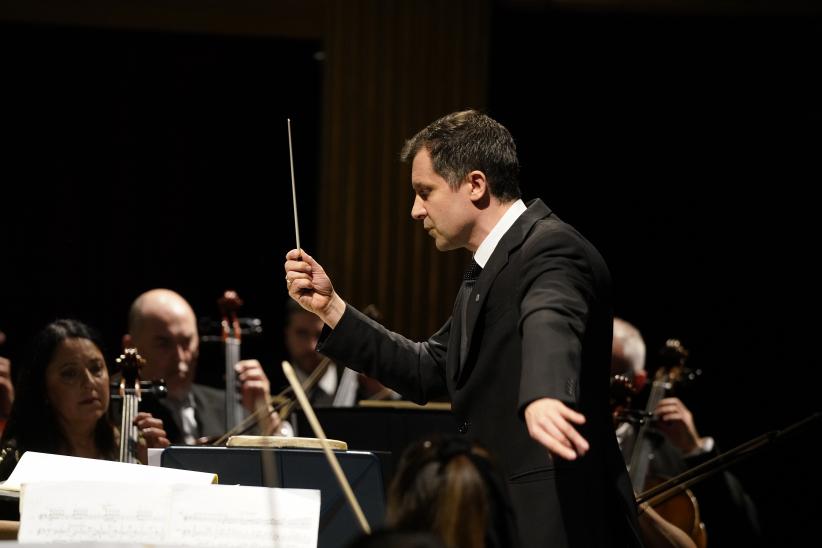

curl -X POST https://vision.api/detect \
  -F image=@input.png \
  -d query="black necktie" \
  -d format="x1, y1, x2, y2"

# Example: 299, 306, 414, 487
459, 259, 482, 367
463, 259, 483, 283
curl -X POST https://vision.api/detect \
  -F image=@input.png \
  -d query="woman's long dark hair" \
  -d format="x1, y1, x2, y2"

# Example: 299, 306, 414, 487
386, 435, 520, 548
1, 319, 116, 458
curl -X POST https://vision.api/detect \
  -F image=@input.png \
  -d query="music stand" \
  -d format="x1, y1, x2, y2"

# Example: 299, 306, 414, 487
161, 446, 384, 548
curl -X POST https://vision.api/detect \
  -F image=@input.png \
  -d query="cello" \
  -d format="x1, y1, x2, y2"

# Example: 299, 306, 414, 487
115, 348, 145, 464
112, 348, 167, 463
625, 339, 707, 548
219, 290, 246, 431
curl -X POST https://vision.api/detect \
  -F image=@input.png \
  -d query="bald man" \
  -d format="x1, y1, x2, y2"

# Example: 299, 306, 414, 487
124, 289, 278, 444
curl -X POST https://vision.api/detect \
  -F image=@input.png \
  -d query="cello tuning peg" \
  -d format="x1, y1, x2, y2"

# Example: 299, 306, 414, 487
687, 368, 702, 381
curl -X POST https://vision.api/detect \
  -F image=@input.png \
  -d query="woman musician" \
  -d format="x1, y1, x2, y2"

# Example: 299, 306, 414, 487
0, 319, 169, 480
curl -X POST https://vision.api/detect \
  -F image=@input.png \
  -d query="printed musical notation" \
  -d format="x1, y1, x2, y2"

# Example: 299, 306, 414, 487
19, 482, 320, 548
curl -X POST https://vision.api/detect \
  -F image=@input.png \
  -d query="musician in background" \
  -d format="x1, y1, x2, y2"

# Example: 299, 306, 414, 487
612, 317, 762, 547
0, 330, 14, 429
0, 319, 168, 480
280, 300, 400, 407
282, 299, 358, 406
124, 289, 280, 444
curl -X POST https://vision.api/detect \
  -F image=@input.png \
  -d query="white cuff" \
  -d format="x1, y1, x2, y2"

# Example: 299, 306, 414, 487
684, 436, 715, 457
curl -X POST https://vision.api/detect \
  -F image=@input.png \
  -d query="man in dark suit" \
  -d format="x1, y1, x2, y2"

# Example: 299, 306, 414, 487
284, 110, 641, 547
123, 289, 279, 444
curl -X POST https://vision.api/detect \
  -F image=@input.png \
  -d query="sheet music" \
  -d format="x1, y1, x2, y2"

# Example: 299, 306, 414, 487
18, 482, 168, 544
0, 451, 216, 493
166, 484, 320, 547
18, 482, 320, 548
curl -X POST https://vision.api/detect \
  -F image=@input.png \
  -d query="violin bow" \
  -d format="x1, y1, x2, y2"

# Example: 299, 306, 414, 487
210, 356, 333, 446
636, 412, 822, 511
282, 360, 371, 534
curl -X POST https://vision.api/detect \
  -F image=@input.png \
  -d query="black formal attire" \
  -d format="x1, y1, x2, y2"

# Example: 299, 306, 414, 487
138, 383, 226, 445
318, 199, 642, 547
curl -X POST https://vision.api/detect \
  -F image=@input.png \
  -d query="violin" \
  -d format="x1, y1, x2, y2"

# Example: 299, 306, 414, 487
625, 339, 707, 548
219, 290, 245, 431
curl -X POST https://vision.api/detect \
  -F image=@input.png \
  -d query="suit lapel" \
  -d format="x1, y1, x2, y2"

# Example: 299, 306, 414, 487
455, 199, 552, 381
191, 385, 225, 436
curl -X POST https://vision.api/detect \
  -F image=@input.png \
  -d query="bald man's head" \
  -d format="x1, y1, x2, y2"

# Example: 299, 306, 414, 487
612, 318, 646, 389
124, 289, 199, 400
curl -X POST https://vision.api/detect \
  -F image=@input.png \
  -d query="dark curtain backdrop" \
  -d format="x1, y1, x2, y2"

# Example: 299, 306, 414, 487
2, 23, 324, 385
317, 0, 489, 339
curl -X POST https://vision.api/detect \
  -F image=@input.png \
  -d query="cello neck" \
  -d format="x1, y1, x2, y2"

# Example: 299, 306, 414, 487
628, 375, 669, 492
115, 349, 144, 464
219, 290, 245, 430
627, 338, 691, 492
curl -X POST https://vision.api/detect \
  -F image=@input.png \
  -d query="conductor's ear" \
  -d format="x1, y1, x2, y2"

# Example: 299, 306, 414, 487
467, 170, 488, 202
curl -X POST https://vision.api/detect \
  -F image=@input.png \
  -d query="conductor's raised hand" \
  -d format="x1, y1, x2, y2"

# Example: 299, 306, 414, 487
284, 249, 346, 328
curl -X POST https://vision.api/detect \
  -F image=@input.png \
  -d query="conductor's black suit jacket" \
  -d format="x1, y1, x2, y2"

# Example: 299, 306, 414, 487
319, 199, 641, 547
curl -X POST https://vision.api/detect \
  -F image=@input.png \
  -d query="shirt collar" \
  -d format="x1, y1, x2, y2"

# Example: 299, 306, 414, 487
295, 361, 338, 397
167, 390, 196, 409
473, 199, 527, 268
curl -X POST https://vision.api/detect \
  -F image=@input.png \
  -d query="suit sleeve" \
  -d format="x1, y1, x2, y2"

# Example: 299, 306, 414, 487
517, 225, 595, 413
317, 305, 450, 403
